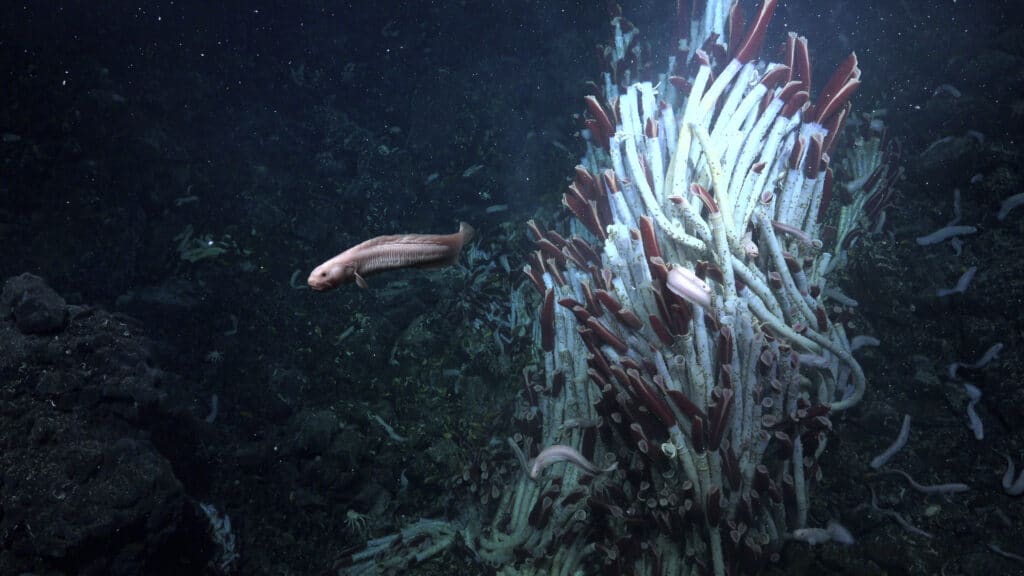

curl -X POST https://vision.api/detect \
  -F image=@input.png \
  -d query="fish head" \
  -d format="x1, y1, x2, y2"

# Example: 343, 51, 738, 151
307, 261, 356, 291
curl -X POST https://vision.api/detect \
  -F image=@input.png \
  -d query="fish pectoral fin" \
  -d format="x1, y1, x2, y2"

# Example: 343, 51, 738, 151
354, 272, 369, 289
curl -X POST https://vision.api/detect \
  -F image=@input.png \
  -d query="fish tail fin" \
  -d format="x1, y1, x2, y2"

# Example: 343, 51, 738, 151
437, 221, 475, 267
458, 221, 475, 244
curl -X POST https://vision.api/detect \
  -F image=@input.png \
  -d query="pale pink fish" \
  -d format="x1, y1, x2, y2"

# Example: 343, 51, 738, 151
308, 222, 474, 290
529, 444, 617, 480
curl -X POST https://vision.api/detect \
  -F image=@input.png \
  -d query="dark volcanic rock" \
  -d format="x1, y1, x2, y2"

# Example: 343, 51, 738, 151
1, 272, 68, 334
0, 273, 203, 575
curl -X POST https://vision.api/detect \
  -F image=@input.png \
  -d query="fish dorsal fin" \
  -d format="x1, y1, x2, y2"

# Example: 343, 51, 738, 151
359, 233, 446, 247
